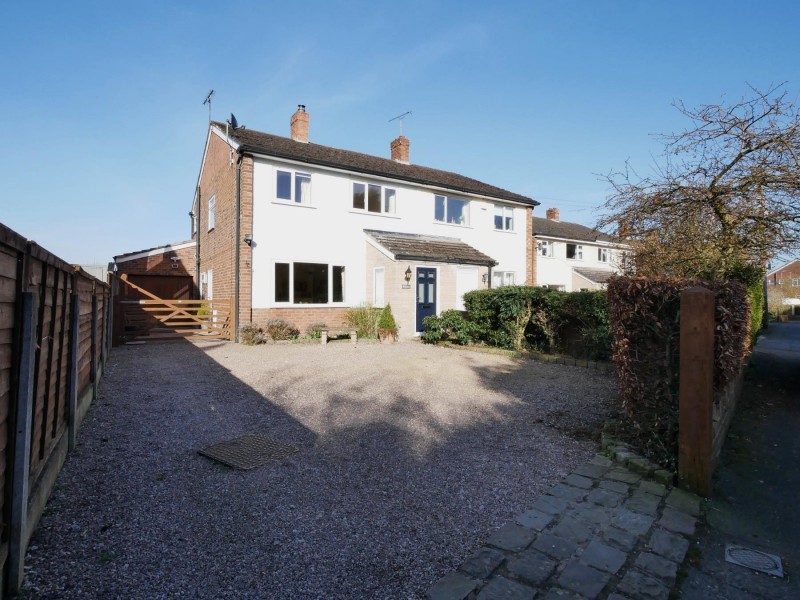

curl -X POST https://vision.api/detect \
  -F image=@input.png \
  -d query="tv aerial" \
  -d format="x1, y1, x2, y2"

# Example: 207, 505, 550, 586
389, 111, 412, 136
203, 89, 215, 123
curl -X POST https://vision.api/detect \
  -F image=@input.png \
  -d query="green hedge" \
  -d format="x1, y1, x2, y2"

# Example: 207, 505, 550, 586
422, 286, 611, 360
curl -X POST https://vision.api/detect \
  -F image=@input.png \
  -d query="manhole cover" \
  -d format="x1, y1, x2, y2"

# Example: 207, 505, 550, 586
725, 544, 784, 578
199, 433, 299, 470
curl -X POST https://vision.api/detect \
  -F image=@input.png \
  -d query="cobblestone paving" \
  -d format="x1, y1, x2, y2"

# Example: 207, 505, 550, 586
428, 454, 700, 600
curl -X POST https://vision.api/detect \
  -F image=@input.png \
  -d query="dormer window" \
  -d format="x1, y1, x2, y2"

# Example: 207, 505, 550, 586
435, 195, 469, 226
352, 182, 396, 214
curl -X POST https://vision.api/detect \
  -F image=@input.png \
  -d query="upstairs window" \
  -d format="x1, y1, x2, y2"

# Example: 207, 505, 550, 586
598, 248, 608, 263
276, 170, 311, 204
352, 182, 396, 214
537, 240, 553, 257
566, 243, 583, 260
435, 194, 469, 225
494, 206, 514, 231
207, 195, 216, 231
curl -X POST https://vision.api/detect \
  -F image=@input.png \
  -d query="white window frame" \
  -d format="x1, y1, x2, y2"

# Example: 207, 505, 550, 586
494, 205, 514, 231
273, 261, 346, 306
537, 240, 553, 257
352, 182, 396, 215
207, 195, 216, 231
434, 194, 470, 226
792, 278, 800, 287
276, 169, 312, 205
492, 271, 516, 288
598, 247, 608, 263
566, 243, 583, 260
373, 267, 386, 307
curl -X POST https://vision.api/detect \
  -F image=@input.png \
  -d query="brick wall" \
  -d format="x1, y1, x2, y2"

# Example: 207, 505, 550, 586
526, 206, 536, 285
251, 307, 350, 334
116, 243, 196, 278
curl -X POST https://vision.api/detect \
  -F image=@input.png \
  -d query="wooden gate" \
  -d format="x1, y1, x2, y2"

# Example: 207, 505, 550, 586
114, 274, 233, 343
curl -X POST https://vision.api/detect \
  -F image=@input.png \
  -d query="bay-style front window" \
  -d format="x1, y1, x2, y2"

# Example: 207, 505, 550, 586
435, 194, 469, 225
353, 182, 396, 214
276, 170, 311, 204
275, 262, 345, 304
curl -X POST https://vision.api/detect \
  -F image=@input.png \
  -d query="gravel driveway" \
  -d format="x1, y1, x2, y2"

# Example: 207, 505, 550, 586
23, 340, 615, 599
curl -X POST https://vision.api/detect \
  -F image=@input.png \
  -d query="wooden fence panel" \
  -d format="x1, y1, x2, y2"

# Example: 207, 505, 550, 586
0, 223, 110, 594
0, 226, 26, 558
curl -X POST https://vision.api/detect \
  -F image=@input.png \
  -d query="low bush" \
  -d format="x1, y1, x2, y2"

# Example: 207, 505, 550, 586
240, 323, 267, 345
306, 321, 327, 339
378, 304, 398, 339
265, 318, 300, 340
421, 310, 478, 345
345, 303, 381, 339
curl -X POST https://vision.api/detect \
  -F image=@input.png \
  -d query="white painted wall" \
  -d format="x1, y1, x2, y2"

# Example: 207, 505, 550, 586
250, 157, 528, 309
536, 239, 623, 291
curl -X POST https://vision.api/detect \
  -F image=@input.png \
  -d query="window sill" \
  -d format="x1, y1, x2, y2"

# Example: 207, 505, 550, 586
271, 200, 316, 209
493, 228, 516, 234
348, 210, 400, 219
433, 221, 473, 230
271, 303, 348, 308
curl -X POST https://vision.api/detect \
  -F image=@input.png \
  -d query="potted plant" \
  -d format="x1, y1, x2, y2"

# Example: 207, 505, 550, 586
377, 303, 398, 343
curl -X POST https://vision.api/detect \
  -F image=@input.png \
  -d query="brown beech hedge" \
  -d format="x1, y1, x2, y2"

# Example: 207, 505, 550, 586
607, 276, 750, 467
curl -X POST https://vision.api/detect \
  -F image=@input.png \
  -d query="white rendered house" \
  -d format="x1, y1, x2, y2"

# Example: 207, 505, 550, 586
191, 106, 538, 339
533, 208, 626, 291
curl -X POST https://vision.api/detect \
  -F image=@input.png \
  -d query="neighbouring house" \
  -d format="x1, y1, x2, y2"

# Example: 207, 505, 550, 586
533, 208, 626, 291
766, 259, 800, 318
190, 105, 538, 339
113, 240, 198, 300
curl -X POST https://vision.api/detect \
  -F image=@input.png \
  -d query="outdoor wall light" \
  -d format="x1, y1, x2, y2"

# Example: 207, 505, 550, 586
482, 273, 488, 283
404, 267, 412, 283
244, 234, 253, 246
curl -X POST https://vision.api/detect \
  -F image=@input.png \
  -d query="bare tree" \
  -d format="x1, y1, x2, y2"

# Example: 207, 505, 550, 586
599, 85, 800, 278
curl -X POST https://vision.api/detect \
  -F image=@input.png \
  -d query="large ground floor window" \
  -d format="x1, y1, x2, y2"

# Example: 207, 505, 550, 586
274, 262, 345, 304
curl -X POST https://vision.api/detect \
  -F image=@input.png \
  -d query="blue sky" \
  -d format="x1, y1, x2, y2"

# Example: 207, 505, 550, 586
2, 0, 798, 265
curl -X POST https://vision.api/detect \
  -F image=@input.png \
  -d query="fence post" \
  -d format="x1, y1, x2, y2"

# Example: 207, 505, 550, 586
67, 291, 80, 451
7, 292, 38, 594
91, 294, 98, 400
678, 286, 715, 497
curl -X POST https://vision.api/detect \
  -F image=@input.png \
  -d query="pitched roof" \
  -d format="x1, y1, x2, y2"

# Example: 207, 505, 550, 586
212, 122, 536, 206
573, 267, 616, 285
365, 229, 497, 266
533, 217, 613, 243
114, 240, 195, 262
767, 259, 800, 276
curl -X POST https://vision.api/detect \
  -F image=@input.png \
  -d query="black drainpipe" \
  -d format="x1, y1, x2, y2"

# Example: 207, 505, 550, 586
194, 187, 200, 299
234, 152, 243, 342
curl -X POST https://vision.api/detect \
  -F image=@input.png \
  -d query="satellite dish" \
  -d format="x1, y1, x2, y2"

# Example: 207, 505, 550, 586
229, 113, 238, 129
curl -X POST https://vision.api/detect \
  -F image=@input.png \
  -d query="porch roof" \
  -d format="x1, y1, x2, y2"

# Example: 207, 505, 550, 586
365, 229, 498, 267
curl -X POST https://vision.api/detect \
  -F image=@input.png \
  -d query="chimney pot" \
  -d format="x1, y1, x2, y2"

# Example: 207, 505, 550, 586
291, 105, 309, 143
546, 207, 560, 221
390, 135, 410, 164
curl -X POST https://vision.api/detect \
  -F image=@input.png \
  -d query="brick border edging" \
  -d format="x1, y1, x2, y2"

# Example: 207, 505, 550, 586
600, 430, 676, 488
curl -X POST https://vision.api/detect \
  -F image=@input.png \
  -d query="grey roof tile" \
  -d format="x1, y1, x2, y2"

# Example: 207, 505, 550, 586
533, 217, 613, 243
215, 122, 537, 206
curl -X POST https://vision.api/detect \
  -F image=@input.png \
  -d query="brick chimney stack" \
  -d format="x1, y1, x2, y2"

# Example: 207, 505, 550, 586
390, 135, 410, 164
546, 207, 560, 221
290, 105, 309, 143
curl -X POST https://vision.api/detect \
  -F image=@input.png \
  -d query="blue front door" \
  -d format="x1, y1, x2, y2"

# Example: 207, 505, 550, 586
416, 268, 437, 332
